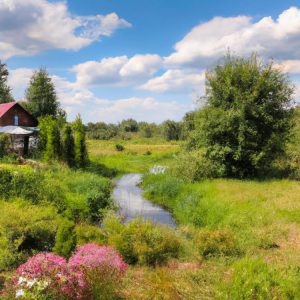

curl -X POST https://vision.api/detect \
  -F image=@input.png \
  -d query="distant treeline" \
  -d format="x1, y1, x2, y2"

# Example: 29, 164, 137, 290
86, 113, 196, 141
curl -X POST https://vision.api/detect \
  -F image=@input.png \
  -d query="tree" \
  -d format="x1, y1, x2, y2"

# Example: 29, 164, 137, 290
162, 120, 181, 141
25, 68, 62, 118
39, 117, 61, 161
0, 61, 13, 103
62, 124, 75, 167
73, 115, 88, 167
120, 119, 139, 132
196, 53, 295, 178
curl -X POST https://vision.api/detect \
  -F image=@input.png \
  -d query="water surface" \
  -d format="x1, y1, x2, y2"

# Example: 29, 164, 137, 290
113, 173, 176, 228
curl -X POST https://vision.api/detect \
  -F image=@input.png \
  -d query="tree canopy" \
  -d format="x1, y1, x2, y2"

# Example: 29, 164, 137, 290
25, 68, 62, 118
0, 61, 13, 103
193, 54, 295, 178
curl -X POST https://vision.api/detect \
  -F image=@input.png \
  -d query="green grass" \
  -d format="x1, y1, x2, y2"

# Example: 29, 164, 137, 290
88, 139, 180, 174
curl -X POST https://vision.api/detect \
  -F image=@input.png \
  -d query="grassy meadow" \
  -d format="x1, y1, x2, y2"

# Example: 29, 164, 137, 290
86, 138, 300, 299
0, 137, 299, 299
88, 138, 180, 174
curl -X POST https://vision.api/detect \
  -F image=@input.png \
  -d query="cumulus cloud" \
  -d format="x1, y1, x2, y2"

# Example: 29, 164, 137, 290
89, 97, 190, 123
0, 0, 130, 59
140, 69, 205, 93
165, 7, 300, 68
73, 54, 162, 87
274, 60, 300, 74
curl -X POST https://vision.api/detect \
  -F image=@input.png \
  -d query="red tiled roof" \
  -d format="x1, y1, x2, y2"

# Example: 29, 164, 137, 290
0, 102, 17, 118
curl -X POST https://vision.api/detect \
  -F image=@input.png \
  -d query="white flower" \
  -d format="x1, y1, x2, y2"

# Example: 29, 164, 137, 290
26, 279, 37, 288
149, 165, 167, 174
18, 277, 26, 285
16, 289, 25, 298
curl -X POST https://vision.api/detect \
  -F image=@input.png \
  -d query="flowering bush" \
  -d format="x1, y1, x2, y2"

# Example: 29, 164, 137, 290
69, 244, 128, 299
2, 244, 127, 299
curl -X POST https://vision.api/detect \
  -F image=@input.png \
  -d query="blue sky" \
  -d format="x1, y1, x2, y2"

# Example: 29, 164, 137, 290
2, 0, 300, 123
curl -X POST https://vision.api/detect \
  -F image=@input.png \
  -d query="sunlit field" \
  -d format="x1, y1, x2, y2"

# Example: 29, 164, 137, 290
88, 139, 180, 174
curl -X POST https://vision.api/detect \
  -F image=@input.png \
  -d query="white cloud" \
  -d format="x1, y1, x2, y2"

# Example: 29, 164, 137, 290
165, 7, 300, 68
0, 0, 130, 59
8, 68, 32, 99
140, 69, 205, 93
274, 60, 300, 74
73, 54, 162, 87
89, 97, 190, 123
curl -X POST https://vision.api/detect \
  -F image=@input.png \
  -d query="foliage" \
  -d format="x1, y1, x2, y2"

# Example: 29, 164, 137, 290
73, 115, 88, 167
0, 60, 13, 103
162, 120, 181, 141
120, 118, 139, 132
221, 259, 300, 299
69, 244, 127, 300
53, 220, 76, 258
86, 180, 112, 222
25, 68, 63, 118
193, 53, 295, 178
171, 150, 224, 182
61, 124, 75, 167
196, 229, 239, 258
115, 143, 125, 151
75, 224, 105, 245
0, 133, 9, 158
102, 215, 181, 266
0, 201, 59, 271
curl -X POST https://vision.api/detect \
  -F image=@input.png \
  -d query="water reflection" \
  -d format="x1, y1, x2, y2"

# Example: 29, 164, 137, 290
113, 174, 176, 228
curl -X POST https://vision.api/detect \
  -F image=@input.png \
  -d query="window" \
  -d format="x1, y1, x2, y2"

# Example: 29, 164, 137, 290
14, 115, 19, 126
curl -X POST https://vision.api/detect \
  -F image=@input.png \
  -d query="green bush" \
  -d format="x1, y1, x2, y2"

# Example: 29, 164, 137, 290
0, 201, 59, 270
222, 258, 300, 299
171, 151, 225, 182
115, 143, 125, 151
53, 219, 76, 258
102, 214, 182, 266
75, 224, 105, 245
196, 229, 239, 258
0, 134, 9, 158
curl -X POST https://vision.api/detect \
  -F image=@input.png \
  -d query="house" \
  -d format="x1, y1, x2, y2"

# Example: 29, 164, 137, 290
0, 102, 39, 156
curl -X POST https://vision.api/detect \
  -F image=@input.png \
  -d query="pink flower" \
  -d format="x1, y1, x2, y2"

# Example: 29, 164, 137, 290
16, 253, 67, 279
69, 243, 128, 274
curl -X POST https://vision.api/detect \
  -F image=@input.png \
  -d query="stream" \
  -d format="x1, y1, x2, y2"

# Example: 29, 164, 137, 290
113, 173, 176, 228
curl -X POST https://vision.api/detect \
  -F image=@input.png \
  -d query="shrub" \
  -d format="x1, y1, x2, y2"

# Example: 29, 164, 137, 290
86, 181, 112, 223
115, 143, 125, 151
222, 259, 300, 299
0, 201, 59, 271
53, 220, 77, 258
2, 253, 78, 299
73, 115, 88, 167
62, 124, 75, 167
102, 215, 182, 266
171, 151, 225, 182
196, 229, 239, 258
0, 133, 9, 158
69, 244, 127, 299
75, 224, 105, 245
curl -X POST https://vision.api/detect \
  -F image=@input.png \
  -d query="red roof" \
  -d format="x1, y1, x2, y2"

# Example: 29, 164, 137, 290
0, 102, 17, 118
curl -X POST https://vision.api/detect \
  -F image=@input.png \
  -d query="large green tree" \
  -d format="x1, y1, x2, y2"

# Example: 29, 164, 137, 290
196, 54, 295, 178
25, 68, 61, 118
0, 61, 13, 103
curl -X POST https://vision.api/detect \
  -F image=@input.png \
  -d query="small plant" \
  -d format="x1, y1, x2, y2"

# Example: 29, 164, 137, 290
196, 229, 239, 258
115, 144, 125, 151
144, 150, 152, 156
